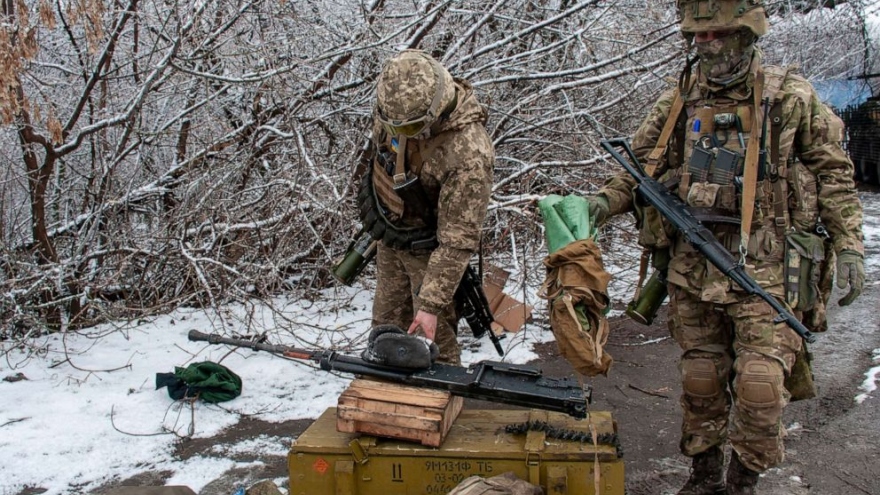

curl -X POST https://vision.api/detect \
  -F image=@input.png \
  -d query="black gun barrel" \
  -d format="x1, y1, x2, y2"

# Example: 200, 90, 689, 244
599, 138, 816, 344
188, 330, 589, 418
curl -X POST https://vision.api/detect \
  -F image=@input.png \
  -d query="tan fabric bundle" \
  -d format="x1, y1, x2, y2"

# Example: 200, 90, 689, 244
540, 239, 613, 376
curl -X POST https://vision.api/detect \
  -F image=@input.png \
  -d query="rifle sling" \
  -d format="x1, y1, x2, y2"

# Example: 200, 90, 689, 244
739, 70, 764, 254
636, 90, 685, 295
645, 89, 684, 177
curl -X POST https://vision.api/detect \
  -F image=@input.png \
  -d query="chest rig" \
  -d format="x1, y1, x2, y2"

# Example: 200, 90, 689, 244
647, 65, 793, 243
357, 132, 441, 251
631, 66, 797, 305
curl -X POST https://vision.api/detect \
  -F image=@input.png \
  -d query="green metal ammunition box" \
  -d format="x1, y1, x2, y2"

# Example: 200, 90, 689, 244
289, 408, 624, 495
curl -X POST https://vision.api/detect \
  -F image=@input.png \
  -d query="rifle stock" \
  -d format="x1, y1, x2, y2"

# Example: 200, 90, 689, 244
455, 265, 506, 356
599, 138, 816, 344
188, 330, 589, 418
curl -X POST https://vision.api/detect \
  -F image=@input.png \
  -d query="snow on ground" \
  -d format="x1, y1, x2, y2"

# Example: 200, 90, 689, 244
0, 285, 556, 494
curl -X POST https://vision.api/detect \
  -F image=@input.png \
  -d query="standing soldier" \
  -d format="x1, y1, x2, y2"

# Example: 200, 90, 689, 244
358, 50, 494, 365
584, 1, 865, 493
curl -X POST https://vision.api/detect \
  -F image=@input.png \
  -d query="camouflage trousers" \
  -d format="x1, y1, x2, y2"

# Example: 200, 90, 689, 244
667, 285, 802, 472
372, 244, 461, 365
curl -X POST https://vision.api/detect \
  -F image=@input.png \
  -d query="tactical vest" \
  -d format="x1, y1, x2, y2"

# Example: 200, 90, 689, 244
357, 132, 444, 251
638, 65, 829, 326
640, 65, 821, 248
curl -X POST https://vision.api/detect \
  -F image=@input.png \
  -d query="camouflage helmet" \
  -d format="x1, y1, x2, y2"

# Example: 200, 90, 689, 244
678, 0, 768, 38
376, 50, 456, 137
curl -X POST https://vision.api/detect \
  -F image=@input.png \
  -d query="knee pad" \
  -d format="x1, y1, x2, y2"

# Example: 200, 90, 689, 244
682, 357, 722, 399
736, 359, 783, 409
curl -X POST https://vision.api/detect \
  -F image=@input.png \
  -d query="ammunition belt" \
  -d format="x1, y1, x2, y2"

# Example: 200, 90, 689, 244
504, 420, 623, 458
357, 168, 438, 252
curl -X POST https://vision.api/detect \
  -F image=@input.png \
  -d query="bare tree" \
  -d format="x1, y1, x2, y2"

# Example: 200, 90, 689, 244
0, 0, 870, 346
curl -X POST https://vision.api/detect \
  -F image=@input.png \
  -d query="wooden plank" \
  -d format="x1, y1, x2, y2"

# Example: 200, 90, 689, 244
337, 404, 443, 431
341, 420, 443, 447
439, 395, 463, 436
337, 396, 445, 420
342, 379, 453, 408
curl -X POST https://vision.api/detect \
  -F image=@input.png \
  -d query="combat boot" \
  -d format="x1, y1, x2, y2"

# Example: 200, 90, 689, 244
677, 446, 726, 495
726, 453, 760, 495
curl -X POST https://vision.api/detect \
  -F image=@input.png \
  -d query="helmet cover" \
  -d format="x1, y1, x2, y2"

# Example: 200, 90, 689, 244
678, 0, 768, 38
376, 50, 455, 137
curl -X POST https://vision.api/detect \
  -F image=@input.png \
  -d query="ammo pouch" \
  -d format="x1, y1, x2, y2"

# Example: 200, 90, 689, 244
784, 231, 826, 312
357, 168, 438, 252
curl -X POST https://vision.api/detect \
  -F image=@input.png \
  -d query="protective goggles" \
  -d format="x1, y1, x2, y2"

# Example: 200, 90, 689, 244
377, 114, 433, 138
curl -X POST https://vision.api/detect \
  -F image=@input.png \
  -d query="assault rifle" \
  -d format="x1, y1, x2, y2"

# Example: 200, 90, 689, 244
188, 330, 589, 418
455, 265, 506, 356
600, 138, 817, 344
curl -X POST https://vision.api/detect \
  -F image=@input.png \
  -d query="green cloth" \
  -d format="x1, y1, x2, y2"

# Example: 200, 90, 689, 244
538, 194, 598, 253
156, 361, 242, 403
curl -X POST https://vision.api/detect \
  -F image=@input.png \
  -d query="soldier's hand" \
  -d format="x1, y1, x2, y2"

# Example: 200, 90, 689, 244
408, 310, 438, 341
836, 250, 865, 307
584, 195, 610, 226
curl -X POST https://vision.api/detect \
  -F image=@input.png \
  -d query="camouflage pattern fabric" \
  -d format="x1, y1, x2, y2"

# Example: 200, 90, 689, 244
695, 29, 757, 87
678, 0, 768, 37
376, 50, 455, 125
370, 78, 494, 322
372, 243, 461, 365
668, 281, 798, 471
598, 53, 864, 473
447, 471, 543, 495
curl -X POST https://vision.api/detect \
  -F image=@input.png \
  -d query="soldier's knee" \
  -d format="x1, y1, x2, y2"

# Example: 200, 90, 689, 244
735, 357, 784, 410
681, 355, 724, 400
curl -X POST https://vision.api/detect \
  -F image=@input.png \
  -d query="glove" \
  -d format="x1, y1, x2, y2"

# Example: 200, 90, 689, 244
361, 324, 440, 369
584, 195, 610, 226
836, 250, 864, 307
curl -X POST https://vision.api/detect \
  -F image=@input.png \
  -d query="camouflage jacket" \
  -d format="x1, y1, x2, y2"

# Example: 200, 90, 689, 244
599, 54, 863, 301
371, 79, 494, 314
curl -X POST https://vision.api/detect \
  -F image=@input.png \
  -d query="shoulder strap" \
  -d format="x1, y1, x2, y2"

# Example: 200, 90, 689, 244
763, 65, 793, 238
645, 89, 684, 177
739, 70, 765, 256
761, 65, 791, 171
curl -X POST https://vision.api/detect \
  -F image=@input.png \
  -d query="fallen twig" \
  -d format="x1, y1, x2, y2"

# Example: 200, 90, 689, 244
1, 417, 29, 428
627, 383, 670, 399
110, 404, 176, 437
612, 336, 670, 347
835, 471, 874, 495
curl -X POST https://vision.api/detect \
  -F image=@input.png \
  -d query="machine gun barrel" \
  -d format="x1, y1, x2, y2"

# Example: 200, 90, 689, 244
188, 330, 589, 418
599, 138, 816, 344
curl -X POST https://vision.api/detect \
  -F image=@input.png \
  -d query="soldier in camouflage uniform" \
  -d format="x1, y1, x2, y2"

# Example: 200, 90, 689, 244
362, 50, 494, 365
584, 1, 865, 494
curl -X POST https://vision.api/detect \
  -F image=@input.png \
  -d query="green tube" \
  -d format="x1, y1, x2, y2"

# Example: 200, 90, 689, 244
625, 269, 668, 326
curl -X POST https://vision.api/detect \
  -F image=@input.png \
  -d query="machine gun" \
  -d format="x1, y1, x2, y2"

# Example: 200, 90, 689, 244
600, 138, 816, 344
188, 330, 589, 419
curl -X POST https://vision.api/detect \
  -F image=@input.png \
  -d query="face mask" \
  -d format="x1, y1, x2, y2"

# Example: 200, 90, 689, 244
695, 30, 757, 87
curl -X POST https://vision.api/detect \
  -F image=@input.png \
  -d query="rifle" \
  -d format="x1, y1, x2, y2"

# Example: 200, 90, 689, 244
455, 264, 506, 356
600, 138, 817, 344
188, 330, 589, 418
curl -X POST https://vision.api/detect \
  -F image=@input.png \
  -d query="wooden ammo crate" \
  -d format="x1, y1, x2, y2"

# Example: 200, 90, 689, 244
336, 378, 464, 447
290, 407, 624, 495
